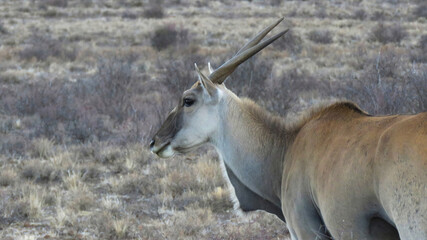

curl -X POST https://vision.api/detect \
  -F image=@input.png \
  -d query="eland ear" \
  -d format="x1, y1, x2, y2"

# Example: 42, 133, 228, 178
195, 63, 217, 97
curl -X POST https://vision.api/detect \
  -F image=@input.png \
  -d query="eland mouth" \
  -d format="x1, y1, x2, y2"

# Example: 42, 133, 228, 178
150, 141, 171, 156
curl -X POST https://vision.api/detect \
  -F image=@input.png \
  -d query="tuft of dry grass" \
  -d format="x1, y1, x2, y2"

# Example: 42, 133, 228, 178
0, 169, 17, 187
31, 138, 54, 159
63, 170, 85, 191
68, 190, 95, 212
112, 218, 130, 239
27, 189, 44, 219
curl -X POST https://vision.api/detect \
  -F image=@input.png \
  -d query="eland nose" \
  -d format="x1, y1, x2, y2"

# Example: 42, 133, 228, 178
149, 139, 155, 149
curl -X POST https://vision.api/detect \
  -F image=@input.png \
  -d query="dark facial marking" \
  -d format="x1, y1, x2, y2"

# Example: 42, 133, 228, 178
154, 106, 184, 142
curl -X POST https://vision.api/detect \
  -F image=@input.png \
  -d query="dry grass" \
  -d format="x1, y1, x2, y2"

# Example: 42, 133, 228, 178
0, 0, 426, 239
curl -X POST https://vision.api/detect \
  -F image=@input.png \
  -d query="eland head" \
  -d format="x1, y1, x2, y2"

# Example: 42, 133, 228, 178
150, 18, 288, 158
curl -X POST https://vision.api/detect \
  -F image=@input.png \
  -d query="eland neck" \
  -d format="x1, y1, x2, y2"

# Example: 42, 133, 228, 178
210, 90, 297, 207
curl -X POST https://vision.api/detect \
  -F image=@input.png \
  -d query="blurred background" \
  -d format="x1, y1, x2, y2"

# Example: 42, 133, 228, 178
0, 0, 425, 239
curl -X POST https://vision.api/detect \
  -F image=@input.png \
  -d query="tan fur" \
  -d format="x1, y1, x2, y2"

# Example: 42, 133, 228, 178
281, 102, 426, 240
152, 86, 427, 239
151, 19, 426, 239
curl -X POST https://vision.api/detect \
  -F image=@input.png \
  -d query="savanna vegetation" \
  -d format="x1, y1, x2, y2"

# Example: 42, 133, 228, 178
0, 0, 426, 239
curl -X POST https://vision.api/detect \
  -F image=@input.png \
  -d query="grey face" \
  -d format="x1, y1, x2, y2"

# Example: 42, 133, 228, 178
150, 18, 288, 157
150, 81, 220, 158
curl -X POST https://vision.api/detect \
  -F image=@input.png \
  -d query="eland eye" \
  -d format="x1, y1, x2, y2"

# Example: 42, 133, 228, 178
183, 98, 195, 107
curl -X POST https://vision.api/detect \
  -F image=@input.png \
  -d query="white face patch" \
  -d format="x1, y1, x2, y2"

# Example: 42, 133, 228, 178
170, 89, 224, 152
157, 144, 175, 158
172, 109, 218, 151
152, 82, 226, 158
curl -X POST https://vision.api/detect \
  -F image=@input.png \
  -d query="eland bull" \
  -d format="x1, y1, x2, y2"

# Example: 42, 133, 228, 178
150, 18, 427, 239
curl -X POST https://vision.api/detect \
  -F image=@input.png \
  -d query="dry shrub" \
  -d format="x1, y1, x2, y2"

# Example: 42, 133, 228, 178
408, 66, 427, 111
364, 47, 404, 79
157, 53, 204, 96
225, 56, 273, 100
266, 68, 323, 115
353, 9, 367, 20
0, 117, 14, 134
13, 80, 105, 142
41, 9, 64, 18
413, 3, 427, 18
118, 0, 143, 7
116, 173, 159, 196
336, 77, 410, 115
19, 31, 77, 61
151, 24, 190, 51
370, 23, 407, 44
143, 1, 164, 19
411, 35, 427, 63
334, 47, 427, 114
315, 7, 327, 19
220, 45, 426, 116
15, 81, 64, 117
121, 10, 139, 19
371, 11, 387, 21
151, 53, 205, 132
307, 30, 333, 44
75, 0, 93, 7
0, 22, 8, 35
273, 30, 303, 54
21, 162, 61, 183
93, 54, 139, 123
349, 44, 369, 70
221, 54, 321, 115
39, 0, 68, 8
3, 53, 147, 143
419, 35, 427, 52
269, 0, 281, 6
0, 135, 28, 156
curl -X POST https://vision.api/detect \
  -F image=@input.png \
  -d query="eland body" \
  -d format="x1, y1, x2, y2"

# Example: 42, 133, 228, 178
150, 18, 427, 240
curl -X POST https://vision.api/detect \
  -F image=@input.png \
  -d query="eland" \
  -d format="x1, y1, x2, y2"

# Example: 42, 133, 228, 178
150, 18, 427, 240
